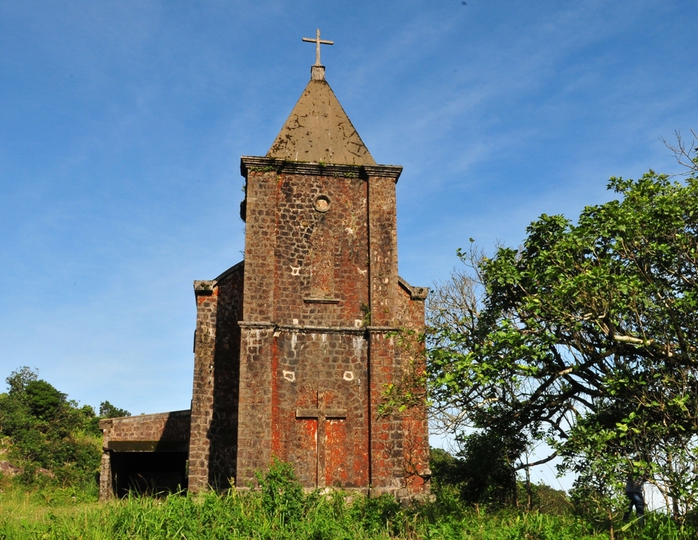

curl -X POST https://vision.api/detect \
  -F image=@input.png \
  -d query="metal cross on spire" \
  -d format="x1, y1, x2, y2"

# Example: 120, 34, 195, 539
302, 28, 333, 66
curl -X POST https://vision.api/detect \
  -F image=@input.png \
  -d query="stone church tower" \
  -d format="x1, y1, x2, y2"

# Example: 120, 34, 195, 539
99, 41, 430, 499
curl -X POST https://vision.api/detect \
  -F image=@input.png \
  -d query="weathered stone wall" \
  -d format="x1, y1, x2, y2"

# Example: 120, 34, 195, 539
395, 281, 431, 495
99, 410, 191, 500
253, 329, 370, 489
234, 158, 430, 497
188, 262, 244, 492
366, 170, 399, 326
100, 86, 430, 498
241, 160, 372, 328
188, 280, 219, 491
236, 323, 274, 486
207, 265, 244, 488
100, 410, 191, 447
237, 159, 377, 487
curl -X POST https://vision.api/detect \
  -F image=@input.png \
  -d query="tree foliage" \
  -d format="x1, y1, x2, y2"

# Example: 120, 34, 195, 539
25, 380, 66, 421
428, 169, 698, 517
0, 367, 129, 487
99, 400, 131, 419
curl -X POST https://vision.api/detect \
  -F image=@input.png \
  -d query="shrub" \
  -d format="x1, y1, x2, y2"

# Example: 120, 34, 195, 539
256, 457, 305, 526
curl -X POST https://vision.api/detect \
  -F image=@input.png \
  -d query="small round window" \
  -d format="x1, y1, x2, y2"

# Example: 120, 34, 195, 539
314, 195, 331, 213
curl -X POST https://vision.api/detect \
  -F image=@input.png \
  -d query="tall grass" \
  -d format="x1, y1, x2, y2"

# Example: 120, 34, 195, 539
0, 466, 695, 539
0, 492, 576, 539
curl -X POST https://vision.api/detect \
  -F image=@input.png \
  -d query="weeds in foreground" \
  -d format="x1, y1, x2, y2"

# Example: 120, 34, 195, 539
0, 464, 695, 539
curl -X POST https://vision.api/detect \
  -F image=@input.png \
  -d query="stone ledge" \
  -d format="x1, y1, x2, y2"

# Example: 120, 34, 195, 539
363, 165, 403, 180
193, 262, 244, 294
193, 280, 215, 295
99, 409, 191, 429
107, 440, 189, 453
238, 321, 276, 330
240, 322, 366, 335
303, 297, 341, 304
398, 275, 429, 300
240, 156, 402, 181
238, 322, 403, 335
365, 326, 402, 333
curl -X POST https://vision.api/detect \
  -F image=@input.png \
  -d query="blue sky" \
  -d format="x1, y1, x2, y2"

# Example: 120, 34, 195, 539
1, 0, 696, 461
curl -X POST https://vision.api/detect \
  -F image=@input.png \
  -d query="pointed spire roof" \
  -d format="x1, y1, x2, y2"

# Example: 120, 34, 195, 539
266, 65, 376, 166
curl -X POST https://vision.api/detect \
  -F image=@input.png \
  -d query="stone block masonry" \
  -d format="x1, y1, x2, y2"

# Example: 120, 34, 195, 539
188, 262, 244, 492
224, 158, 431, 497
100, 61, 431, 500
99, 410, 191, 500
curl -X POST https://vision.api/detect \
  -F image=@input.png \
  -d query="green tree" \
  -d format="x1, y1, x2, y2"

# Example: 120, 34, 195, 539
0, 367, 101, 486
25, 379, 65, 420
5, 366, 38, 399
99, 400, 131, 418
428, 170, 698, 518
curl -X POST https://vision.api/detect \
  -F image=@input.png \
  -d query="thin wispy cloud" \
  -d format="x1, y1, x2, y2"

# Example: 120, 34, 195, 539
0, 0, 695, 424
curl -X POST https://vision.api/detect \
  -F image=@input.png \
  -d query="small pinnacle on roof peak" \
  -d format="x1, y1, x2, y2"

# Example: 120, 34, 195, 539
302, 28, 333, 73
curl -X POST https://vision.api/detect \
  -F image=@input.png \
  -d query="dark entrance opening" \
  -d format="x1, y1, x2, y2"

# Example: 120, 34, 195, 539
111, 451, 188, 497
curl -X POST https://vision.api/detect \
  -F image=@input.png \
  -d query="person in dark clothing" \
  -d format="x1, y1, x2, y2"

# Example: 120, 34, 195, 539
623, 476, 645, 525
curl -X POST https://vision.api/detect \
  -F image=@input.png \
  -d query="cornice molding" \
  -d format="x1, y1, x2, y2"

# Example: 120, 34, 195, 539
240, 156, 402, 182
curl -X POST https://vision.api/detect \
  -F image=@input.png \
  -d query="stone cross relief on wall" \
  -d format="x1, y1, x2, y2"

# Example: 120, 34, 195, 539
296, 390, 347, 489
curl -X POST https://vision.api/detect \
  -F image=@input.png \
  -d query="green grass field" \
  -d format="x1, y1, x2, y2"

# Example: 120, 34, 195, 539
1, 482, 694, 540
0, 460, 693, 539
